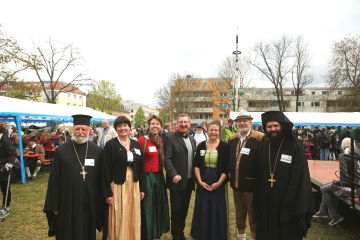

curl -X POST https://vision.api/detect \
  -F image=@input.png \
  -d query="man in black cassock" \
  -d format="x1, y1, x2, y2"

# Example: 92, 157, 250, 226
44, 115, 102, 240
253, 111, 315, 240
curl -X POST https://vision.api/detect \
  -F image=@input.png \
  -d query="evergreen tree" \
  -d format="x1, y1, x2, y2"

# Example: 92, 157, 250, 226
133, 106, 147, 128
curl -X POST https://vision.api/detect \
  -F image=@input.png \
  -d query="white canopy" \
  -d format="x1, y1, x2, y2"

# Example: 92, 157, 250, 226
0, 96, 117, 184
0, 96, 116, 123
230, 111, 360, 127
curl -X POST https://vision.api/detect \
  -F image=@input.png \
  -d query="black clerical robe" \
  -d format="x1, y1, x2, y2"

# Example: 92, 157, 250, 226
254, 139, 315, 240
43, 140, 102, 240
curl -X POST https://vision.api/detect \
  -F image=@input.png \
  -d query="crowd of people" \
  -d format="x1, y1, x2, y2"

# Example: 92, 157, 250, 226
41, 111, 316, 240
0, 110, 358, 239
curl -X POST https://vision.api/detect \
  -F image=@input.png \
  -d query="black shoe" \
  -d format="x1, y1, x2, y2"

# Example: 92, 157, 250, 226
181, 237, 189, 240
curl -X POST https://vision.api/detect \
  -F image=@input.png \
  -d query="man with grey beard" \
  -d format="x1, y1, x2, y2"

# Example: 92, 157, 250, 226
228, 109, 266, 240
44, 114, 102, 240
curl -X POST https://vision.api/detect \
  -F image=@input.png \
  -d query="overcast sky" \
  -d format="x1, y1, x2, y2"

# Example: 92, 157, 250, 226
1, 0, 360, 106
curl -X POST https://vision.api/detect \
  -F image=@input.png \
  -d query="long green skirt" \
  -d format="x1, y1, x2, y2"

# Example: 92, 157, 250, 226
141, 171, 170, 240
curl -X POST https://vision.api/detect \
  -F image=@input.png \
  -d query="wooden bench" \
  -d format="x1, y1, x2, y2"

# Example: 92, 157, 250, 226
41, 160, 52, 177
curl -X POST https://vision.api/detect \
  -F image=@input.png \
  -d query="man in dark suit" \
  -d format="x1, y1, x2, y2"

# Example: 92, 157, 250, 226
164, 114, 196, 240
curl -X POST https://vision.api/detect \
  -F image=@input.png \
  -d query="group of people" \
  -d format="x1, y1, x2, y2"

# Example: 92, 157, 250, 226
41, 110, 318, 240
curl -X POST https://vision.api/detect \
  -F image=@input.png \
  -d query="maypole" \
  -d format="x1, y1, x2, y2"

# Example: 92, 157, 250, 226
232, 28, 242, 111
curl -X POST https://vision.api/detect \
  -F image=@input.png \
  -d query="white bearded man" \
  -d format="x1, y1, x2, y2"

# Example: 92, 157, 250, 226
44, 114, 102, 240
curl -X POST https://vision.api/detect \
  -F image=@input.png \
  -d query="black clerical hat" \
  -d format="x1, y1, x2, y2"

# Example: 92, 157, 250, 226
28, 136, 37, 142
261, 111, 296, 142
71, 114, 92, 126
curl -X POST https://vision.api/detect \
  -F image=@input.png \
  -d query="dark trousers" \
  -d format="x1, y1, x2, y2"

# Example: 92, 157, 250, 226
0, 181, 11, 207
169, 178, 193, 239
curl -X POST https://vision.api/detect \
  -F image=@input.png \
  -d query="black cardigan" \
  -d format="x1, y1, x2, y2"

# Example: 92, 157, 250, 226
101, 137, 146, 198
193, 140, 230, 183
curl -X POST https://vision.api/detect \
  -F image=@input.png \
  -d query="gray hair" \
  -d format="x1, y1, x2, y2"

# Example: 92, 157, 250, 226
176, 113, 191, 122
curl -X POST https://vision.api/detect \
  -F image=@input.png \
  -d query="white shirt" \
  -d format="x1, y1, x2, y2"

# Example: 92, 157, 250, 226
193, 131, 208, 146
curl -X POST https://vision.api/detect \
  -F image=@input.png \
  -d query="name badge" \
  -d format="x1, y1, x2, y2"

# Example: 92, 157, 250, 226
127, 152, 134, 162
280, 154, 292, 163
240, 148, 250, 155
85, 159, 95, 166
200, 150, 206, 156
149, 146, 157, 152
134, 148, 141, 155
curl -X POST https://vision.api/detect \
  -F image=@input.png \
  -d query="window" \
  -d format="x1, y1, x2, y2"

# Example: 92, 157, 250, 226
219, 103, 228, 109
204, 114, 212, 119
67, 93, 70, 97
184, 82, 195, 86
131, 115, 133, 118
73, 104, 76, 106
338, 91, 342, 95
74, 94, 77, 99
214, 81, 225, 86
291, 91, 295, 95
311, 102, 320, 107
200, 81, 208, 86
270, 101, 279, 107
297, 102, 305, 107
195, 114, 202, 119
67, 103, 70, 105
322, 91, 329, 95
219, 114, 227, 119
79, 96, 82, 100
311, 91, 316, 95
131, 110, 134, 113
219, 92, 227, 97
197, 103, 203, 108
195, 92, 204, 97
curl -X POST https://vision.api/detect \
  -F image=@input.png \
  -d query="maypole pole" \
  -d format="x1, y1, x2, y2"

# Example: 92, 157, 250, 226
232, 28, 242, 112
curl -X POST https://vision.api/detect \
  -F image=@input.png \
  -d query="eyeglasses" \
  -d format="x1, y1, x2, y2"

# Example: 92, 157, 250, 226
177, 121, 189, 124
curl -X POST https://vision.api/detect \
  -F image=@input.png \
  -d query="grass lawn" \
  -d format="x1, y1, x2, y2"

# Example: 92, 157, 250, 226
1, 172, 359, 239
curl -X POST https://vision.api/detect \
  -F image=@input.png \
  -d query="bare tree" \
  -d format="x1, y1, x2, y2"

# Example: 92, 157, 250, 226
216, 54, 252, 113
326, 34, 360, 111
11, 38, 93, 103
154, 72, 201, 121
292, 35, 314, 112
248, 34, 294, 111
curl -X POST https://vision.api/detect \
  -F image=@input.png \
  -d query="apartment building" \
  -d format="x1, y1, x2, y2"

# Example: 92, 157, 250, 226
0, 81, 87, 106
122, 98, 159, 123
170, 78, 231, 124
169, 77, 347, 125
244, 87, 345, 112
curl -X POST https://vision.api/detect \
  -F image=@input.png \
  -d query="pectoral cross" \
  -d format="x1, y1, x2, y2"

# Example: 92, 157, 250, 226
80, 167, 87, 181
268, 173, 276, 187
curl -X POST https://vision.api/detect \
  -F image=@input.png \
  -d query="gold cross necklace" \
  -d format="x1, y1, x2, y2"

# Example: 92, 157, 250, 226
72, 140, 89, 181
268, 139, 284, 187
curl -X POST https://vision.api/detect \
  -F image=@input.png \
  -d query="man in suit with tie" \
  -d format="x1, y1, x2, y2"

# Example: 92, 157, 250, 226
164, 113, 196, 240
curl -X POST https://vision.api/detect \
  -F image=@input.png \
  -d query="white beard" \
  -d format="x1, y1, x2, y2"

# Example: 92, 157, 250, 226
72, 134, 89, 144
238, 127, 250, 133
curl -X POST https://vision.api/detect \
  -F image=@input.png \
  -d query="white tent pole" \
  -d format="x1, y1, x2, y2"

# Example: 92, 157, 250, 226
63, 120, 66, 142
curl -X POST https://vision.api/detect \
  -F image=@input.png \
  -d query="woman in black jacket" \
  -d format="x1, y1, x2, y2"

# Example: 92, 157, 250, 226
190, 121, 230, 240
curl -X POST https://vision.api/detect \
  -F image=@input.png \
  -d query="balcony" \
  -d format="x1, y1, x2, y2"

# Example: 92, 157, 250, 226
191, 108, 213, 113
